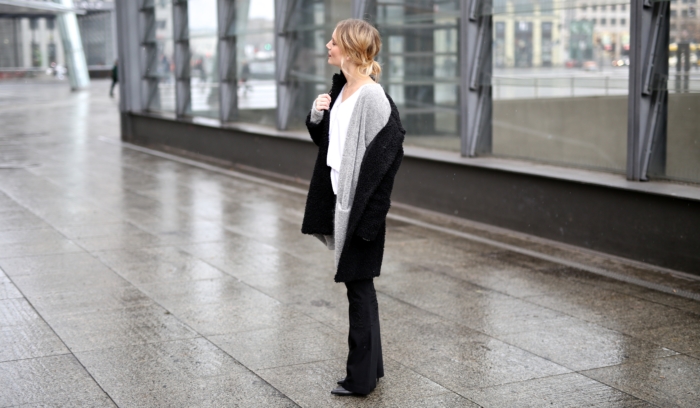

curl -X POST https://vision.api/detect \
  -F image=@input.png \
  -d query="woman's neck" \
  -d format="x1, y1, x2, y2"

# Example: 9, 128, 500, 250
343, 67, 374, 89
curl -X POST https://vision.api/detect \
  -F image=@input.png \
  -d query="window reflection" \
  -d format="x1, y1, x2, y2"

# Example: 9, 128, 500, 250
655, 0, 700, 183
491, 0, 630, 173
152, 1, 176, 112
234, 0, 277, 126
188, 0, 219, 118
368, 0, 461, 152
286, 0, 353, 131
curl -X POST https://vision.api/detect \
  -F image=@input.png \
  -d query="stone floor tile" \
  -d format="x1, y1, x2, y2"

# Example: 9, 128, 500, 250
375, 268, 485, 311
0, 299, 68, 362
178, 239, 300, 277
75, 338, 295, 408
629, 321, 700, 359
0, 209, 48, 232
210, 322, 346, 370
499, 317, 679, 371
45, 304, 199, 352
0, 323, 69, 363
462, 373, 654, 408
0, 354, 115, 407
0, 298, 42, 327
238, 267, 339, 306
0, 281, 22, 300
0, 252, 103, 277
0, 238, 83, 259
139, 276, 280, 312
582, 355, 700, 408
431, 295, 569, 337
527, 287, 700, 335
385, 320, 570, 391
258, 358, 450, 408
29, 286, 155, 317
72, 233, 166, 252
409, 393, 481, 407
93, 246, 228, 284
447, 266, 596, 299
53, 222, 147, 239
171, 301, 317, 336
9, 263, 129, 296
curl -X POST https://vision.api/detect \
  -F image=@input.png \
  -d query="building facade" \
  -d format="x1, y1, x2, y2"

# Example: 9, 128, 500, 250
114, 0, 700, 273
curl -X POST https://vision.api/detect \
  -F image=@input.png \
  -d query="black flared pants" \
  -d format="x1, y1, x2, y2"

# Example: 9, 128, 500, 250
342, 279, 384, 395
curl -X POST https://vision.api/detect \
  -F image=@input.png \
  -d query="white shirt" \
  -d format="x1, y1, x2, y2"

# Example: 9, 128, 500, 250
326, 85, 366, 194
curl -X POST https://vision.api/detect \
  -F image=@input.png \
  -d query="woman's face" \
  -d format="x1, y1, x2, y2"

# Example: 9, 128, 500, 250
326, 29, 344, 68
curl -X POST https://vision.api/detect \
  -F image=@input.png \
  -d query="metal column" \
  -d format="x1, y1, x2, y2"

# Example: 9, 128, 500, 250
627, 0, 670, 181
218, 0, 238, 122
275, 0, 300, 130
461, 0, 492, 157
173, 0, 191, 118
115, 0, 146, 140
54, 0, 90, 90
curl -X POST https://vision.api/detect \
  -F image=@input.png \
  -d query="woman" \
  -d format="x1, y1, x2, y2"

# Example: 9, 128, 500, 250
301, 19, 405, 396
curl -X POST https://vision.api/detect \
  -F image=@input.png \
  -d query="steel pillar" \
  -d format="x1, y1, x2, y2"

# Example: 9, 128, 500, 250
461, 0, 492, 157
218, 0, 238, 122
275, 0, 300, 130
627, 0, 670, 180
54, 0, 89, 90
114, 0, 142, 113
173, 0, 191, 118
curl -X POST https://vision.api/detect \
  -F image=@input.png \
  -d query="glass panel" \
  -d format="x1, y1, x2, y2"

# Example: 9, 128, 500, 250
491, 0, 630, 173
286, 0, 353, 131
657, 0, 700, 183
153, 0, 176, 112
234, 0, 277, 126
188, 0, 220, 118
368, 0, 461, 152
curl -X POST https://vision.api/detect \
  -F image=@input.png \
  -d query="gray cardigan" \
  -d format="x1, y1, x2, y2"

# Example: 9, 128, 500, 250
309, 83, 391, 267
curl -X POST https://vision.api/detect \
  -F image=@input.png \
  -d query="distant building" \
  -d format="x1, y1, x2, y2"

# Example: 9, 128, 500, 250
0, 0, 115, 72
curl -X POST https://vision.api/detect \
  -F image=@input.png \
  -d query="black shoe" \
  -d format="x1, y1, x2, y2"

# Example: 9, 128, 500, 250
331, 386, 357, 396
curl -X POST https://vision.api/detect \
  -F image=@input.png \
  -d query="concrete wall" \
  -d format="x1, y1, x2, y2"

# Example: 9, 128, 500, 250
666, 93, 700, 183
493, 93, 700, 183
493, 95, 628, 173
124, 112, 700, 274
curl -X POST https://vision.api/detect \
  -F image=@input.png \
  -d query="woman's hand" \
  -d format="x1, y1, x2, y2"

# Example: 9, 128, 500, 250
315, 94, 331, 111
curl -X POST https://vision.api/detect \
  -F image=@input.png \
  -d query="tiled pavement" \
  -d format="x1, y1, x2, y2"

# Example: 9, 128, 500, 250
0, 79, 699, 407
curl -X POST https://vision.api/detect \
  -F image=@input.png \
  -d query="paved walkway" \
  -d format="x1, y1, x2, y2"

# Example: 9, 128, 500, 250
1, 80, 699, 407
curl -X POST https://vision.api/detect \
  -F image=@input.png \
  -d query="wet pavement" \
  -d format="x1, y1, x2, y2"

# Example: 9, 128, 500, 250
0, 79, 699, 407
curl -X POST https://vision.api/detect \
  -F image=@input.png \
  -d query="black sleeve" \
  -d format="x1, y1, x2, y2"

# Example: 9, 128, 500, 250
355, 147, 404, 241
305, 111, 326, 147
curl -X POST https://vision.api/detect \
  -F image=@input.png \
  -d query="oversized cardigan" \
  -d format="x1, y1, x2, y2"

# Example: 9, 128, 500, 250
301, 72, 405, 283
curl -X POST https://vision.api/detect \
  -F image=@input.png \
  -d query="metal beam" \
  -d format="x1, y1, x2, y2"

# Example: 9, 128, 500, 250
627, 0, 669, 181
461, 0, 492, 157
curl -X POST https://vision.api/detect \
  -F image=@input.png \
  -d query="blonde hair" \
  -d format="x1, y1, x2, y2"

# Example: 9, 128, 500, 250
335, 19, 382, 80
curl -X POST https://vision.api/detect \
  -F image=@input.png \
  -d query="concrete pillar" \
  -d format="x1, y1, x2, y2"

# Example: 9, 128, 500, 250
54, 0, 90, 90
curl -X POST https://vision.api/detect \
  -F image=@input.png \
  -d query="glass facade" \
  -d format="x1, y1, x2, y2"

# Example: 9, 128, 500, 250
234, 0, 277, 126
658, 0, 700, 184
286, 0, 352, 131
152, 0, 176, 113
188, 0, 220, 118
368, 0, 461, 151
491, 0, 630, 173
119, 0, 700, 185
